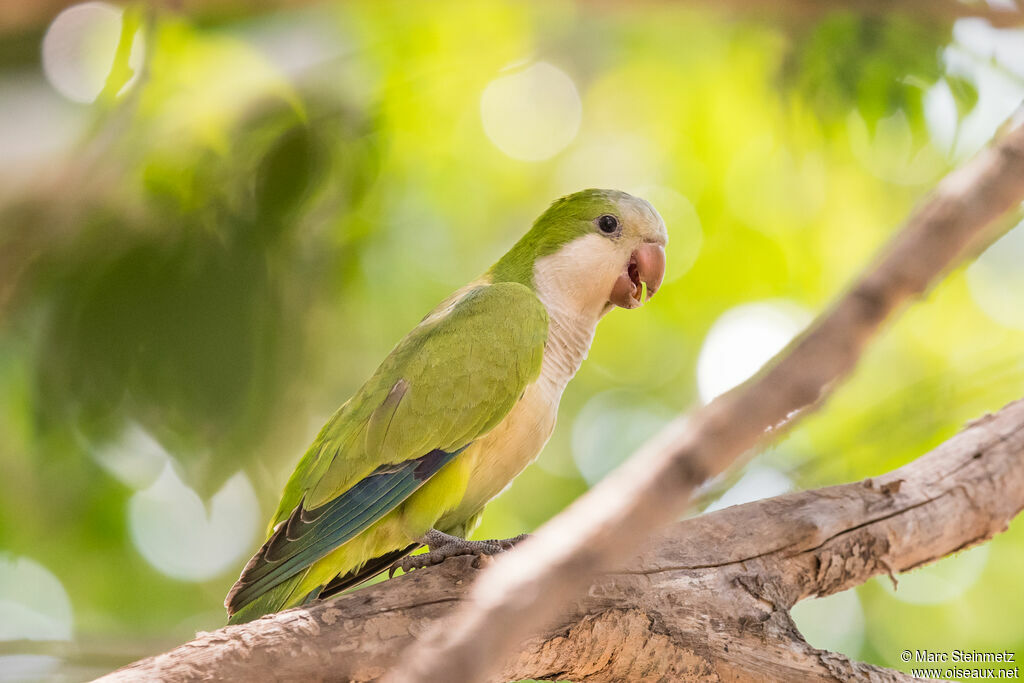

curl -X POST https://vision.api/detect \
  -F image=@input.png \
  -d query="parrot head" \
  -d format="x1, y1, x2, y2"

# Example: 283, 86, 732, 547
492, 189, 668, 318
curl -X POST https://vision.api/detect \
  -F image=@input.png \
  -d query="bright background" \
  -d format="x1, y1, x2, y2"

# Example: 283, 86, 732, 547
1, 1, 1023, 680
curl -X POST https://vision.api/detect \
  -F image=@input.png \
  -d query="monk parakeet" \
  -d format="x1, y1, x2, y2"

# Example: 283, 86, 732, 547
225, 189, 667, 623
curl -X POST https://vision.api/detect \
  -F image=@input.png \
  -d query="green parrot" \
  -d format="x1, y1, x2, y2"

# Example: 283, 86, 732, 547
225, 188, 667, 623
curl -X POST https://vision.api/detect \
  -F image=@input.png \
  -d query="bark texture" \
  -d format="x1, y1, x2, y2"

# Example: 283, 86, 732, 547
99, 398, 1024, 682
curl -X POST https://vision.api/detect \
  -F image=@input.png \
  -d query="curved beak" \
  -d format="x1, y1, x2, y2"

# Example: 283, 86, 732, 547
609, 242, 666, 309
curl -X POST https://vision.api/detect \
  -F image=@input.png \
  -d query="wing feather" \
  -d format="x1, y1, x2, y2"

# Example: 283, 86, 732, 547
226, 282, 548, 615
226, 446, 465, 611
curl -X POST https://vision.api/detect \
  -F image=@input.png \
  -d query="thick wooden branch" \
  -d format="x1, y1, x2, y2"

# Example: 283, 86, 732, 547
389, 109, 1024, 682
100, 398, 1024, 681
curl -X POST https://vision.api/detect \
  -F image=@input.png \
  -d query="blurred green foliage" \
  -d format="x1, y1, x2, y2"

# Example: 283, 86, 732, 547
1, 1, 1023, 680
783, 13, 949, 131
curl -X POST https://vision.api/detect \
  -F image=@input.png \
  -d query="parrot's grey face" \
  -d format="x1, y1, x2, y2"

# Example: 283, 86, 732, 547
600, 194, 668, 310
548, 195, 667, 314
527, 189, 668, 322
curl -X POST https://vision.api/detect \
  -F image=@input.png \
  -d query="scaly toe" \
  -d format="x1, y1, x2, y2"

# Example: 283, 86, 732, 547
387, 531, 531, 577
477, 533, 531, 550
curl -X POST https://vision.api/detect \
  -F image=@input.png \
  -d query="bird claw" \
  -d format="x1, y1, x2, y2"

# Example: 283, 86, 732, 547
388, 531, 531, 577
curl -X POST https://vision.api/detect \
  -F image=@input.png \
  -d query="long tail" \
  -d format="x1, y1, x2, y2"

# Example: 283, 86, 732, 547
226, 543, 420, 625
227, 572, 310, 625
319, 543, 419, 599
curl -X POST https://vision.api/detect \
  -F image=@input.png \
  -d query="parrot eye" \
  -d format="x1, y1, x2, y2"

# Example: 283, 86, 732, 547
597, 214, 619, 234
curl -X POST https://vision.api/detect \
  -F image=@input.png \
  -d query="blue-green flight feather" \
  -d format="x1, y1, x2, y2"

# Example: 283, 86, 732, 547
225, 282, 547, 619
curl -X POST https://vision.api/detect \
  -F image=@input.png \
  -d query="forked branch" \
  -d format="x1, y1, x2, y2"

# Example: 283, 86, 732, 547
99, 398, 1024, 681
388, 107, 1024, 682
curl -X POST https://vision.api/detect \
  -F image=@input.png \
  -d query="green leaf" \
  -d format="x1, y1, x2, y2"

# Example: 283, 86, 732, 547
946, 74, 979, 119
98, 3, 144, 103
255, 124, 320, 225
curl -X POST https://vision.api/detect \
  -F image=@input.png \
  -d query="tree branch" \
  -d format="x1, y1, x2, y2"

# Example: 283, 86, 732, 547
385, 108, 1024, 682
98, 397, 1024, 681
96, 107, 1024, 681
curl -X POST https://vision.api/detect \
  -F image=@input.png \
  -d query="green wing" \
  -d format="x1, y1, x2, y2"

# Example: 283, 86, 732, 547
226, 282, 547, 614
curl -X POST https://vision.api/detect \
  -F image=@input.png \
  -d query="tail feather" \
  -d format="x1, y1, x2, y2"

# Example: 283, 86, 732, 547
226, 544, 420, 624
225, 448, 464, 616
227, 572, 307, 625
319, 543, 419, 600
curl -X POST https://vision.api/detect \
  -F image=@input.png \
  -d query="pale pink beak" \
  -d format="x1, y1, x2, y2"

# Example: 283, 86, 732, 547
609, 243, 666, 309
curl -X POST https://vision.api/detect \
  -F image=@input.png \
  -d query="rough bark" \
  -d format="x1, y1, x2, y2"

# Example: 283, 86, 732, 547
98, 398, 1024, 682
389, 109, 1024, 683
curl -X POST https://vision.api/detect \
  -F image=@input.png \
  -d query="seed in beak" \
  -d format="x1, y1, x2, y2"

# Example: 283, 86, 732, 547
634, 242, 666, 300
609, 243, 666, 309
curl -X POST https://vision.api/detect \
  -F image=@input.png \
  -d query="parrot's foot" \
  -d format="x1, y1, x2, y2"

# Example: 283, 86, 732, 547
390, 529, 530, 576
